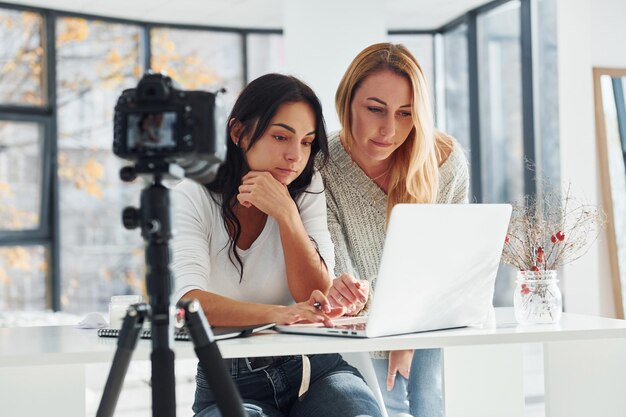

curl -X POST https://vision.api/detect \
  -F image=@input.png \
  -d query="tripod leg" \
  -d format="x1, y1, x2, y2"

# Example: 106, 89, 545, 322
97, 303, 150, 417
178, 300, 247, 417
150, 304, 176, 417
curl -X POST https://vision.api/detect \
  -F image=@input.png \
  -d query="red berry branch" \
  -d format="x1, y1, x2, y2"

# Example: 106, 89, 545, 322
501, 184, 605, 271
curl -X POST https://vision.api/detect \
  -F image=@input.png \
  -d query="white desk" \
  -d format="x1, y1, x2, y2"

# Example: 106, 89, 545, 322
1, 308, 625, 417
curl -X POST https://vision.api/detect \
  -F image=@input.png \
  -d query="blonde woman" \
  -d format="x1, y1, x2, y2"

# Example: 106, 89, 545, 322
318, 43, 469, 417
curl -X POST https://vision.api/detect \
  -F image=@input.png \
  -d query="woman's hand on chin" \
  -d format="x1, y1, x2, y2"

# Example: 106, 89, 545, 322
237, 171, 296, 221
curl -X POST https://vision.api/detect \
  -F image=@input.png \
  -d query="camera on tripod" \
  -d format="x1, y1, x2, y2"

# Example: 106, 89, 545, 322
97, 73, 246, 417
113, 72, 227, 182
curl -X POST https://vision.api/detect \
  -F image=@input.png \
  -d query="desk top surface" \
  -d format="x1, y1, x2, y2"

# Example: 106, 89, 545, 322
1, 308, 625, 367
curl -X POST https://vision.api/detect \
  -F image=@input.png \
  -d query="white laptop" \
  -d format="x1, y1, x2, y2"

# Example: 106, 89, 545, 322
275, 203, 512, 338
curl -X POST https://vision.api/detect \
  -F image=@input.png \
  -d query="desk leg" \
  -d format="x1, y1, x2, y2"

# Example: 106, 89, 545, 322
0, 364, 85, 417
544, 339, 626, 417
443, 344, 525, 417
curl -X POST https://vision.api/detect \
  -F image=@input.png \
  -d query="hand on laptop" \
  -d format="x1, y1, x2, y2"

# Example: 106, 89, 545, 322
270, 290, 342, 327
328, 273, 369, 316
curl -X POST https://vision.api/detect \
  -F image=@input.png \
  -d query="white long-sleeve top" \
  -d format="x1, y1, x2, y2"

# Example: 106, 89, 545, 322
170, 171, 335, 306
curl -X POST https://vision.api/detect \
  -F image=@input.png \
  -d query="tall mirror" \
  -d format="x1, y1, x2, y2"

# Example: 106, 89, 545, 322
594, 67, 626, 319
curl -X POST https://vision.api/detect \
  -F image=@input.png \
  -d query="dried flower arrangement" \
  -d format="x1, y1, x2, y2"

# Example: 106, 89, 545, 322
501, 185, 605, 272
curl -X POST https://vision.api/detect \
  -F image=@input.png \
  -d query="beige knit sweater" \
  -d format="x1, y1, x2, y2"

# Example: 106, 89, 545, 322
317, 132, 469, 357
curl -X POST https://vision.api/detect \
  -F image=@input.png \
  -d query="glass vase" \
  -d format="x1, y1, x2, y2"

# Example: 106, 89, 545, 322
514, 270, 562, 324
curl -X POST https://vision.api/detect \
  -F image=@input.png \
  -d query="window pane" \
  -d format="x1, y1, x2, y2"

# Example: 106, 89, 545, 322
56, 17, 145, 313
478, 1, 524, 204
151, 28, 244, 112
535, 0, 560, 194
246, 33, 286, 82
0, 245, 47, 311
388, 34, 435, 106
0, 9, 45, 106
0, 121, 43, 230
477, 1, 523, 306
442, 25, 471, 154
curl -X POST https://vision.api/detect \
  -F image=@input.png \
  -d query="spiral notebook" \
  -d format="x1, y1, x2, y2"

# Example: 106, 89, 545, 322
97, 323, 274, 341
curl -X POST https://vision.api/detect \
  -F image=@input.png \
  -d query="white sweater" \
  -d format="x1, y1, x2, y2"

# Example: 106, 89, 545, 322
170, 172, 335, 306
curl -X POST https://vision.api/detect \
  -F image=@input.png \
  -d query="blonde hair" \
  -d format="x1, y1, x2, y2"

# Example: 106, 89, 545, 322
336, 42, 454, 218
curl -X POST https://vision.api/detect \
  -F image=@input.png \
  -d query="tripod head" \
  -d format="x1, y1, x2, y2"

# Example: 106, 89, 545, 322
119, 162, 180, 239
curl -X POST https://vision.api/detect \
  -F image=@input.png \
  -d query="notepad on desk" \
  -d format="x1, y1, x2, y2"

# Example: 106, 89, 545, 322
97, 323, 274, 341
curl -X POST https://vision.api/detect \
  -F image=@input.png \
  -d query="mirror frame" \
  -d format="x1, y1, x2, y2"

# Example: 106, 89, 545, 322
593, 66, 626, 319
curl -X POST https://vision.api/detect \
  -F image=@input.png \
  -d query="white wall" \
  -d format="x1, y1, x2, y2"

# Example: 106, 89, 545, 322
591, 0, 626, 68
557, 0, 626, 317
283, 0, 387, 132
556, 0, 600, 315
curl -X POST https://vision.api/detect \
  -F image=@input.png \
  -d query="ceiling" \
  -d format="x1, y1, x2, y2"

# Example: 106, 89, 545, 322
3, 0, 491, 30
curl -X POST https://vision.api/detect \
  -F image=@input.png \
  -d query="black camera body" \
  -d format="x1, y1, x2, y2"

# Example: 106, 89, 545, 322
113, 73, 226, 182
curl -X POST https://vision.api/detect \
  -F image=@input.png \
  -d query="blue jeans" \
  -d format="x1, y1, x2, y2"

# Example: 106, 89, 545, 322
193, 353, 382, 417
372, 349, 442, 417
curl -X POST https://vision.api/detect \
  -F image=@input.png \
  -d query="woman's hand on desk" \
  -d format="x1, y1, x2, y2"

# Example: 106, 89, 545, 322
328, 273, 369, 315
270, 290, 341, 326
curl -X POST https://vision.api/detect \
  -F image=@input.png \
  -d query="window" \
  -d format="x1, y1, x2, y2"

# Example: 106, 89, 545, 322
0, 8, 50, 312
0, 1, 558, 313
0, 245, 47, 310
477, 1, 524, 205
535, 0, 560, 195
0, 121, 49, 310
151, 28, 244, 112
0, 121, 44, 230
442, 24, 471, 155
388, 34, 435, 107
246, 33, 286, 82
56, 17, 146, 312
0, 9, 45, 106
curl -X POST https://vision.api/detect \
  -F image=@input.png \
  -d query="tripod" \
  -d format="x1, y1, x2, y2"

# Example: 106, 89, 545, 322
96, 163, 246, 417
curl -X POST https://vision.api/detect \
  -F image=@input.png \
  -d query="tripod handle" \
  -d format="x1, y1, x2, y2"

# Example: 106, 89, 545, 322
178, 300, 247, 417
